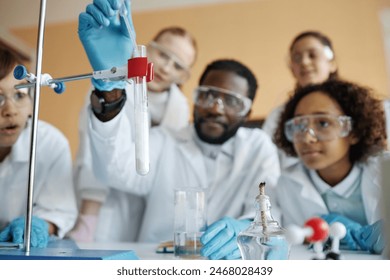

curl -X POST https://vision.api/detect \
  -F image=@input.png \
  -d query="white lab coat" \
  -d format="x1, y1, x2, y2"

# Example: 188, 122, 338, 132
276, 155, 386, 228
383, 99, 390, 149
262, 104, 298, 169
262, 104, 284, 139
0, 120, 77, 238
88, 110, 281, 242
74, 83, 190, 242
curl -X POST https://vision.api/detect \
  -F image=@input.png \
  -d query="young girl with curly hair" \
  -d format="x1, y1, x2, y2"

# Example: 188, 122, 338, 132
273, 79, 387, 254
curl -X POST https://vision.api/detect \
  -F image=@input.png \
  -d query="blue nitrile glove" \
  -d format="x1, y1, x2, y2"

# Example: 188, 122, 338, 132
0, 216, 49, 248
78, 0, 135, 91
264, 237, 290, 260
352, 220, 385, 254
200, 217, 251, 260
321, 213, 363, 250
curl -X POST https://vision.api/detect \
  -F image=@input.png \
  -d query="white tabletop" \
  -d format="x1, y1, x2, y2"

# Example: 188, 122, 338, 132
77, 242, 384, 260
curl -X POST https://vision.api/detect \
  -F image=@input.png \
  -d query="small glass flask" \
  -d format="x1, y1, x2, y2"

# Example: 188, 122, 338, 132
237, 182, 290, 260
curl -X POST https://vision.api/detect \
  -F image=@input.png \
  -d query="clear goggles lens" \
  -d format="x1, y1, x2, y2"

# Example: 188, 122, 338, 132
0, 91, 30, 108
193, 86, 252, 116
284, 114, 352, 142
148, 41, 190, 73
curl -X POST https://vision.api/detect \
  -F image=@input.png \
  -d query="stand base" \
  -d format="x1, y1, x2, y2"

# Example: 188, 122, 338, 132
0, 239, 138, 260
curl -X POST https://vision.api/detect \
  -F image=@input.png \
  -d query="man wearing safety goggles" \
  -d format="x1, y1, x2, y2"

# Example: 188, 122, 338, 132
89, 58, 281, 259
273, 80, 388, 255
192, 84, 253, 144
82, 9, 281, 258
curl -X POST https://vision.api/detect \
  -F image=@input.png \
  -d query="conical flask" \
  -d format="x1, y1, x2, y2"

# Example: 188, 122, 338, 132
237, 182, 290, 260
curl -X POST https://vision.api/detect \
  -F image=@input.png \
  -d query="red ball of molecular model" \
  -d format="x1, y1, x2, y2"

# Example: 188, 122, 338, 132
285, 217, 346, 260
304, 217, 329, 243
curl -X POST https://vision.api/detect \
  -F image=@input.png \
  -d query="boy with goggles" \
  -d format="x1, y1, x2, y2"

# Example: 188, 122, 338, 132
0, 47, 77, 248
274, 80, 388, 255
0, 90, 30, 108
284, 114, 352, 142
193, 85, 252, 117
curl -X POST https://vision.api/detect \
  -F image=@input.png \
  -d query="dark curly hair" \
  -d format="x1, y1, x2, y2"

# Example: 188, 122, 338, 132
273, 79, 387, 163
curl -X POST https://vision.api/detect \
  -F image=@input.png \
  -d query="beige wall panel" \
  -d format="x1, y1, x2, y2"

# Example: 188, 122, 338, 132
10, 0, 390, 159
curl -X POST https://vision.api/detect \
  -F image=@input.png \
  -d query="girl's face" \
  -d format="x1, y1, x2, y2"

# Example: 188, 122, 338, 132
292, 91, 357, 185
0, 69, 32, 155
147, 32, 196, 92
290, 36, 337, 87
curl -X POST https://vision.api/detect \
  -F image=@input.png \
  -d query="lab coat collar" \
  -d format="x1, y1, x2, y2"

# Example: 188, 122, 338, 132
308, 165, 361, 197
160, 84, 189, 131
284, 162, 328, 208
191, 126, 236, 159
358, 156, 384, 223
9, 120, 31, 163
175, 126, 208, 188
175, 125, 234, 153
148, 89, 169, 125
147, 89, 169, 102
284, 155, 385, 223
193, 132, 222, 160
175, 126, 237, 188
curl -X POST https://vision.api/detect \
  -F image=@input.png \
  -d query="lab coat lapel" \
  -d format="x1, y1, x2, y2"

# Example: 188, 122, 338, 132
287, 163, 328, 209
207, 137, 235, 199
176, 127, 208, 189
360, 159, 382, 223
12, 120, 31, 163
160, 84, 189, 130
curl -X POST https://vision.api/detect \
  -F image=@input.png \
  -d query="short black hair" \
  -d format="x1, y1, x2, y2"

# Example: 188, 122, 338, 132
274, 79, 387, 163
198, 59, 258, 101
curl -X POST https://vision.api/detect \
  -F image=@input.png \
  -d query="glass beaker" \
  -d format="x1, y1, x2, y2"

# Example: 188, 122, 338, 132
173, 188, 207, 259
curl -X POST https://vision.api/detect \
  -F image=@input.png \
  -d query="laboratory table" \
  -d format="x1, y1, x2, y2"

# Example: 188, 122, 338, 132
77, 242, 384, 260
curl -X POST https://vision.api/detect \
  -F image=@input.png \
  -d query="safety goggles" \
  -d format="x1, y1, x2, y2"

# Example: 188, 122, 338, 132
290, 46, 334, 64
193, 86, 252, 116
148, 41, 190, 74
0, 90, 30, 108
284, 114, 352, 142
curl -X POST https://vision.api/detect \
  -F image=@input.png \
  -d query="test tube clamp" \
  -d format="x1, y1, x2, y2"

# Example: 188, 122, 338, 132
14, 56, 154, 93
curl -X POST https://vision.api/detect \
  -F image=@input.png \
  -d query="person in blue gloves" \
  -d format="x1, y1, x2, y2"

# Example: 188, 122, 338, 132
0, 47, 77, 248
273, 79, 388, 254
69, 25, 197, 243
77, 0, 281, 259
